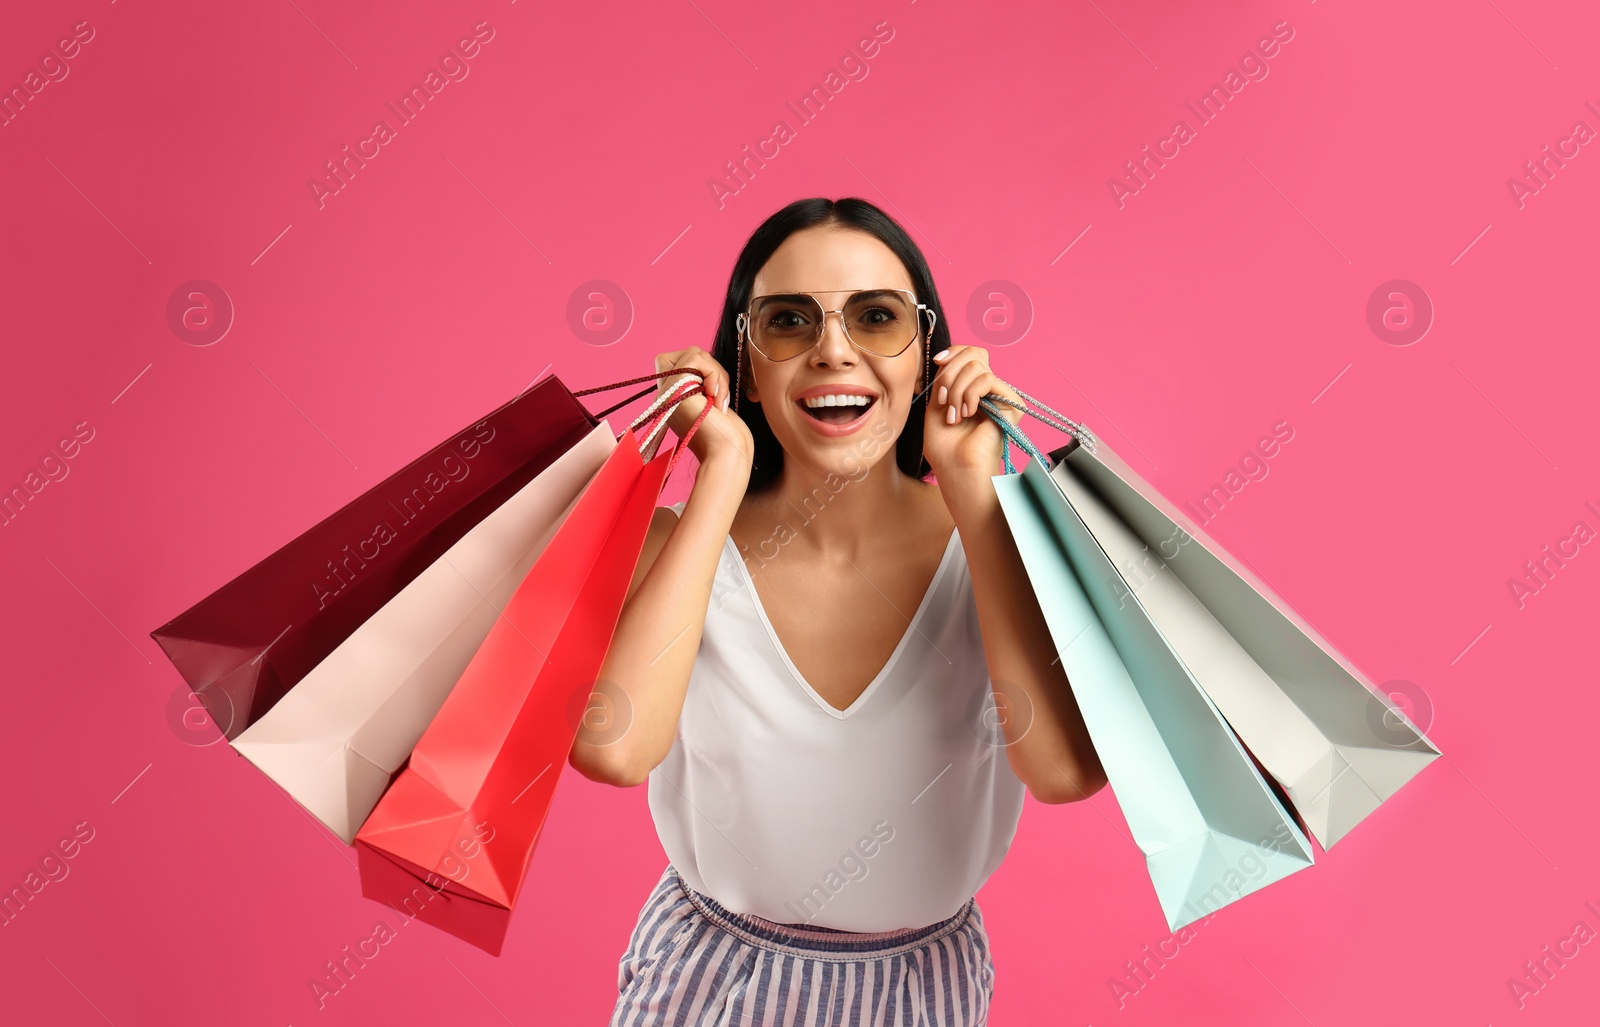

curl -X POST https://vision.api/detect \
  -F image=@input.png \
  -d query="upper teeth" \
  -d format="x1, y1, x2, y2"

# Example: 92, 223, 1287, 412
802, 394, 872, 408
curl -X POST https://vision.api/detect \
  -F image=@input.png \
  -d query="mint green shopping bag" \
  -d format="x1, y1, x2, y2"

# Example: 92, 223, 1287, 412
984, 395, 1314, 931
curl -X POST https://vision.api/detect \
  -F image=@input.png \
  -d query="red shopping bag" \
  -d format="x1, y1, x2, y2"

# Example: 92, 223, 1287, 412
150, 375, 612, 738
354, 372, 710, 955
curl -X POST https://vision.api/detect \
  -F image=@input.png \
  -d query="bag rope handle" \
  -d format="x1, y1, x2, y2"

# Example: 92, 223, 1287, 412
632, 373, 714, 479
657, 384, 713, 479
632, 373, 697, 442
978, 397, 1049, 475
976, 379, 1098, 475
572, 368, 707, 420
574, 368, 713, 480
637, 374, 704, 454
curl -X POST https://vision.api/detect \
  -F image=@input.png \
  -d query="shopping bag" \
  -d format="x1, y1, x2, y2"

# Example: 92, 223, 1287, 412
354, 372, 712, 955
990, 414, 1315, 931
990, 386, 1440, 850
150, 375, 604, 739
229, 420, 617, 842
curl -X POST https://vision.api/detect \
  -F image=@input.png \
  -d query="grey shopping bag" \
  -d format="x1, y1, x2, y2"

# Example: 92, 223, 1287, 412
996, 447, 1315, 931
987, 387, 1440, 851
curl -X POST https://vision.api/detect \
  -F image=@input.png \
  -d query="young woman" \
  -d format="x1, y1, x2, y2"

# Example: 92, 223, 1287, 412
570, 197, 1106, 1026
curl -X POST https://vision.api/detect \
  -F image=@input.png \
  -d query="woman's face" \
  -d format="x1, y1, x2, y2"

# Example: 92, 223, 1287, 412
744, 226, 924, 478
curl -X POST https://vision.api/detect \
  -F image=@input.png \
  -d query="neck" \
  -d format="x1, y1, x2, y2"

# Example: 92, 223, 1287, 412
760, 449, 930, 561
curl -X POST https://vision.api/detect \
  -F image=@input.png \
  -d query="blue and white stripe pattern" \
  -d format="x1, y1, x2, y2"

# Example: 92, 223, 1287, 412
610, 865, 994, 1026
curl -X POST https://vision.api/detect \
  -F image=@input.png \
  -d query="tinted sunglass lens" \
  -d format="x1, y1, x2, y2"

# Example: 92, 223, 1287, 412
844, 292, 917, 356
752, 296, 824, 359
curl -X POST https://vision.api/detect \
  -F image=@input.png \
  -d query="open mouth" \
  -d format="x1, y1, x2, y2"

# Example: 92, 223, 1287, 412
798, 396, 877, 424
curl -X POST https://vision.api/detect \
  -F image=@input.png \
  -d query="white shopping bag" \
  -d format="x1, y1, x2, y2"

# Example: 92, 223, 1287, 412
231, 422, 616, 841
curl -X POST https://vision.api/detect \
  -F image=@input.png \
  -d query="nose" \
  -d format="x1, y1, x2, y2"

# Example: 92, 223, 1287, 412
810, 309, 858, 367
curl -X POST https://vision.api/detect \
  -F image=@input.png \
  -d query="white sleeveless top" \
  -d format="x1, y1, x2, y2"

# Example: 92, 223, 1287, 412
647, 501, 1026, 932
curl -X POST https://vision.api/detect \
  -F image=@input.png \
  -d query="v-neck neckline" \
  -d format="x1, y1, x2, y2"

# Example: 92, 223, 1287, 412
724, 527, 961, 720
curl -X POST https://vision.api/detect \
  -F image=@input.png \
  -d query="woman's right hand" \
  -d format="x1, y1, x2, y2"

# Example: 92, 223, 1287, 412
652, 346, 754, 471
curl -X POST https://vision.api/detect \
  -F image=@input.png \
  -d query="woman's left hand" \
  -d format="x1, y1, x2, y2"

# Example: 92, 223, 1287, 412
921, 344, 1026, 479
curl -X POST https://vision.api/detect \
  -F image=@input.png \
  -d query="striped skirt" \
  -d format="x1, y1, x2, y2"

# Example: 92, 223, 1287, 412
610, 864, 994, 1026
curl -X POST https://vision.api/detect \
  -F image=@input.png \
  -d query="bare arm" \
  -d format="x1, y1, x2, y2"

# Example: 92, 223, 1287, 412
941, 467, 1108, 805
568, 345, 753, 787
922, 343, 1107, 806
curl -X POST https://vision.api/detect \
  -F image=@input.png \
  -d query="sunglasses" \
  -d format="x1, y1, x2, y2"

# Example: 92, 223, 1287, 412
737, 288, 937, 361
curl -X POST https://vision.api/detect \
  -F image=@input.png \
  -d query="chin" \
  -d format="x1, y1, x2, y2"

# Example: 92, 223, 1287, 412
783, 410, 900, 478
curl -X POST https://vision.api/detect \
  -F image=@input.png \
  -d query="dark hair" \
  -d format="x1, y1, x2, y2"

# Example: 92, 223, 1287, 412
710, 197, 951, 493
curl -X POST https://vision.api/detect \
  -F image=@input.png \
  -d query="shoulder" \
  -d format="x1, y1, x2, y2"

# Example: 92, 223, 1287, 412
918, 482, 972, 586
915, 480, 959, 551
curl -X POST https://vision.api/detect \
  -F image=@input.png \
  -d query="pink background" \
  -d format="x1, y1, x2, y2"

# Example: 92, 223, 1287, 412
2, 0, 1597, 1023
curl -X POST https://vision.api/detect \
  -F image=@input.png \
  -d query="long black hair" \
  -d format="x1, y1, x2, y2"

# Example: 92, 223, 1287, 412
711, 197, 952, 493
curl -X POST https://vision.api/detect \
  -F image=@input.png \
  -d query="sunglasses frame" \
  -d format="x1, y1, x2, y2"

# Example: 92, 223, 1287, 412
732, 288, 940, 415
736, 288, 937, 362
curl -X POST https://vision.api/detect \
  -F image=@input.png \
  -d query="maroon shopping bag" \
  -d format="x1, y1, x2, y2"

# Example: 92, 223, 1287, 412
150, 374, 613, 739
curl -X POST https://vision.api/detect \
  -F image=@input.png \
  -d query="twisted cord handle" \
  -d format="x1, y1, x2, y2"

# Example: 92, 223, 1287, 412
630, 376, 712, 478
576, 368, 712, 479
637, 375, 710, 458
658, 384, 713, 479
632, 372, 702, 444
984, 384, 1097, 450
976, 379, 1097, 475
573, 368, 708, 421
652, 382, 716, 483
977, 397, 1049, 475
